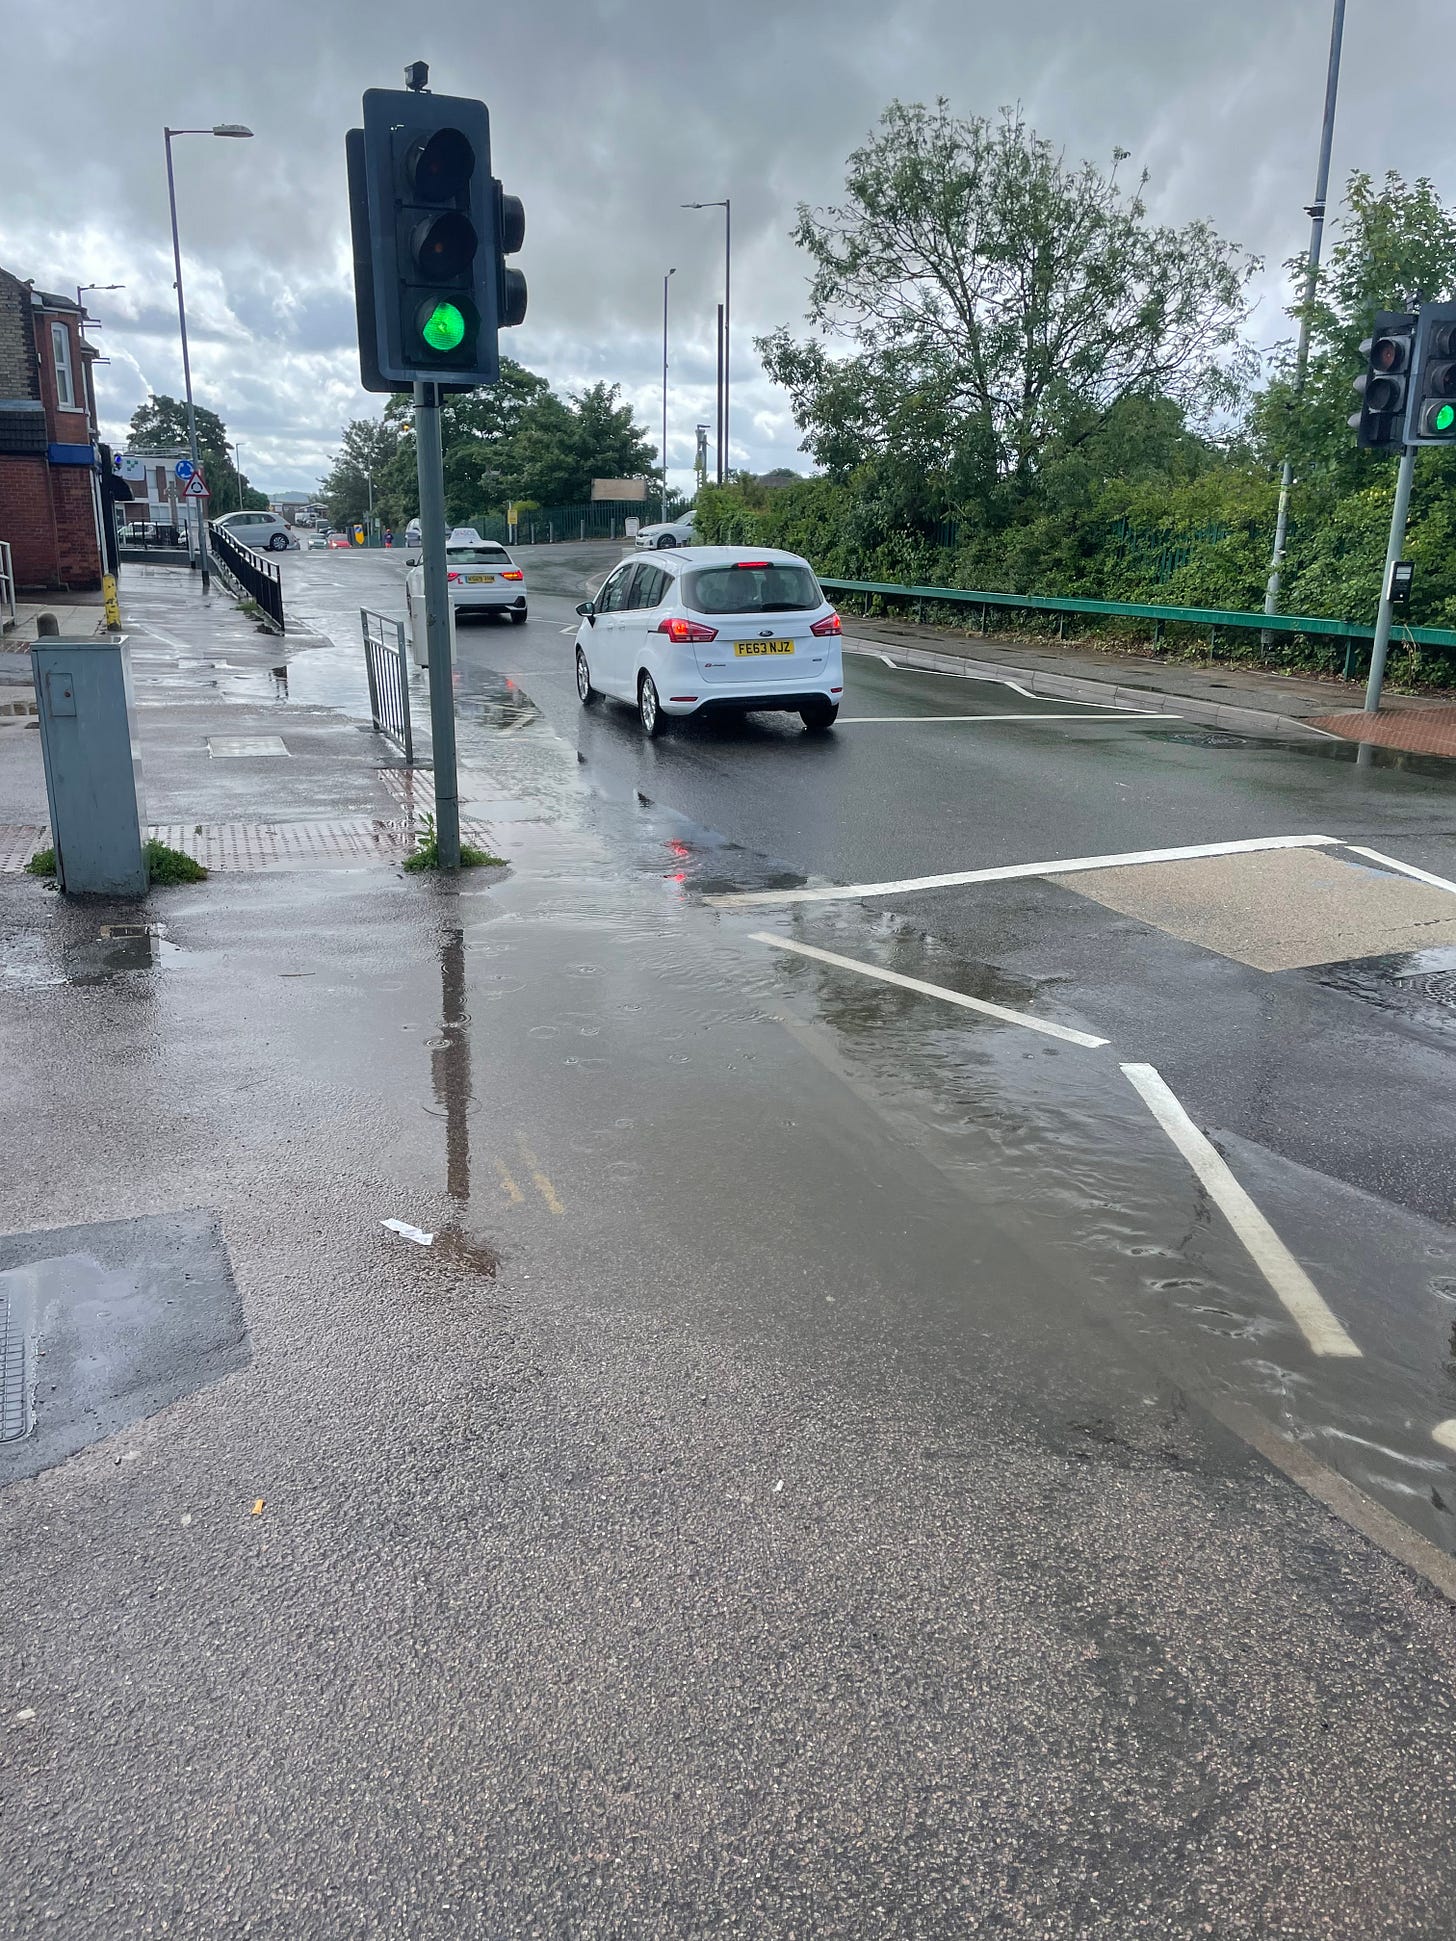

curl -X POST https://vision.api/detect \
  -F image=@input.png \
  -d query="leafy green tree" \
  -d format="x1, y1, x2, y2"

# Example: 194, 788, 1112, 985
317, 415, 406, 528
126, 393, 266, 511
759, 101, 1257, 507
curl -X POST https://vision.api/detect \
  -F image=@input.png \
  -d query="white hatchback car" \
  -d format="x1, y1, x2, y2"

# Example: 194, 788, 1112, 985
405, 539, 528, 626
634, 514, 696, 549
573, 547, 843, 735
214, 509, 295, 552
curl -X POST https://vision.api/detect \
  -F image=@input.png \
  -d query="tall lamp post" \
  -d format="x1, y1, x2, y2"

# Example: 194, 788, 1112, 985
164, 122, 253, 591
661, 267, 676, 521
1263, 0, 1346, 624
683, 198, 730, 484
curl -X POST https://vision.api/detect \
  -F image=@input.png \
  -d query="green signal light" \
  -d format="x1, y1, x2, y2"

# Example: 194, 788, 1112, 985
1436, 402, 1456, 434
421, 301, 467, 353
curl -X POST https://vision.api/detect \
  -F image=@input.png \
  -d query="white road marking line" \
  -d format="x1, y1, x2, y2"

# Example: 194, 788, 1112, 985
838, 711, 1183, 726
709, 832, 1341, 909
1435, 1420, 1456, 1453
559, 625, 577, 634
1345, 845, 1456, 897
133, 620, 199, 655
750, 932, 1108, 1048
1120, 1062, 1361, 1359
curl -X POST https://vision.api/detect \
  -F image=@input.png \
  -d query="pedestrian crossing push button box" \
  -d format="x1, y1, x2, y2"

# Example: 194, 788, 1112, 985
30, 635, 147, 896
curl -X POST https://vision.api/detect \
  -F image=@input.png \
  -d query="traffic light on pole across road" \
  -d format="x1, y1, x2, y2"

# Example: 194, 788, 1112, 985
1404, 302, 1456, 445
1349, 311, 1416, 450
348, 87, 526, 393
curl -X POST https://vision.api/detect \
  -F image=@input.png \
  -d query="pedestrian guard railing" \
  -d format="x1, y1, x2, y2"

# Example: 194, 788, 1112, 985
360, 607, 413, 762
209, 520, 285, 632
816, 577, 1456, 678
0, 539, 15, 630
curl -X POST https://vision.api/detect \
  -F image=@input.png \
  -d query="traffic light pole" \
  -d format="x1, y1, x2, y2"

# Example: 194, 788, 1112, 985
1364, 441, 1417, 715
413, 381, 461, 868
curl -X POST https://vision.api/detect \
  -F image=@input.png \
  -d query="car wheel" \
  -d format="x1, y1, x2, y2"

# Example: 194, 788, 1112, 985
800, 701, 839, 731
576, 647, 600, 706
510, 607, 527, 624
638, 671, 665, 737
656, 534, 676, 549
268, 532, 289, 551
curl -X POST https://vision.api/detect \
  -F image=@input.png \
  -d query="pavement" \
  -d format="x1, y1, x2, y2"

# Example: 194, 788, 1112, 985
4, 547, 1456, 1938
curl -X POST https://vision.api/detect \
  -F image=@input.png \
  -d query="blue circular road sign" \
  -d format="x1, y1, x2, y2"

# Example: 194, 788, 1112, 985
175, 459, 194, 480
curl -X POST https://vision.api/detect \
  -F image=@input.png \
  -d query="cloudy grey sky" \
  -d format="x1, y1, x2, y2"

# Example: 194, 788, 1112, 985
1, 0, 1450, 497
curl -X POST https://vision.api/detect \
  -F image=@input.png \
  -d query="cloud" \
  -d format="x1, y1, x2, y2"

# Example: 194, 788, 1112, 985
1, 0, 1450, 492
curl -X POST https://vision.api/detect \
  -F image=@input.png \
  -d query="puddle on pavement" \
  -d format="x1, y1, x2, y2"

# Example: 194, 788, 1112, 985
1315, 946, 1456, 1035
742, 899, 1456, 1557
3, 922, 182, 989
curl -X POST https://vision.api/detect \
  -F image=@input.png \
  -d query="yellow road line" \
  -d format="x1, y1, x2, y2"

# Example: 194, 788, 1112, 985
516, 1135, 564, 1215
495, 1158, 524, 1205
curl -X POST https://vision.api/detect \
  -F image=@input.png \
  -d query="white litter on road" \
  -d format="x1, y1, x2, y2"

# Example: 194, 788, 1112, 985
1120, 1062, 1361, 1359
752, 932, 1108, 1048
382, 1219, 434, 1247
710, 832, 1340, 909
1434, 1420, 1456, 1454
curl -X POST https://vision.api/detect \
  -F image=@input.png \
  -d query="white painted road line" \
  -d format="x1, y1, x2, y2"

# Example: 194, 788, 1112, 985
1120, 1062, 1361, 1359
709, 833, 1341, 909
751, 932, 1108, 1048
1435, 1420, 1456, 1453
1346, 845, 1456, 898
838, 711, 1183, 726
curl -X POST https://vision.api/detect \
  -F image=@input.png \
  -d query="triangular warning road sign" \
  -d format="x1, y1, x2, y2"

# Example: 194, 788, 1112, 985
184, 473, 210, 499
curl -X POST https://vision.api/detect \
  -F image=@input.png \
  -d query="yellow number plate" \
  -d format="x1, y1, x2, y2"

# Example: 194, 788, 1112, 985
466, 574, 494, 583
734, 640, 794, 656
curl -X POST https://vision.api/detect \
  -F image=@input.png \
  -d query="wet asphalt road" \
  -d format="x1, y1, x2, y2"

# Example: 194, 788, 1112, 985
5, 551, 1456, 1936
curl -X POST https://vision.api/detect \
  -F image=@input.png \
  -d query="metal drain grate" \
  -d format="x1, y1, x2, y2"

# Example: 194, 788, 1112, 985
1, 1289, 36, 1443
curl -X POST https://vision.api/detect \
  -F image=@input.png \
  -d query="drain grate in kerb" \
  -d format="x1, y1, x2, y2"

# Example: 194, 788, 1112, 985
1, 1288, 36, 1443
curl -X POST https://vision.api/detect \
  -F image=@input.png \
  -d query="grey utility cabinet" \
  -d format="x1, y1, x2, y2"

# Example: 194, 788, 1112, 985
30, 635, 147, 896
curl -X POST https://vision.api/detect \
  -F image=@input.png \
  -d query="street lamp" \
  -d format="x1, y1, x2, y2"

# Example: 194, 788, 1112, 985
661, 268, 675, 522
683, 198, 730, 484
231, 440, 243, 512
164, 122, 254, 591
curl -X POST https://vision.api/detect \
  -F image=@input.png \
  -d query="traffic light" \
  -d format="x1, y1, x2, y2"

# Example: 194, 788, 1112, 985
1404, 302, 1456, 445
349, 86, 526, 391
1350, 311, 1415, 449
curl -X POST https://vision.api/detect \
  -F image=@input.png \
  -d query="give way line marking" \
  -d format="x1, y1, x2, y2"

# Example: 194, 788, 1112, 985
1120, 1063, 1361, 1359
749, 933, 1108, 1048
1346, 845, 1456, 897
709, 832, 1341, 909
838, 711, 1183, 726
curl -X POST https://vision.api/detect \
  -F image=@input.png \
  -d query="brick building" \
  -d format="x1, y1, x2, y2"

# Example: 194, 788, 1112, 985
0, 266, 106, 592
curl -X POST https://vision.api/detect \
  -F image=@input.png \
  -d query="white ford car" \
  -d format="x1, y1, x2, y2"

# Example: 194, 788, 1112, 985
405, 539, 528, 626
572, 547, 843, 736
634, 514, 696, 549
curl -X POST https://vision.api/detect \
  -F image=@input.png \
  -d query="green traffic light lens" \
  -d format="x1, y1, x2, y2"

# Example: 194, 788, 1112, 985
1436, 403, 1456, 434
421, 301, 467, 353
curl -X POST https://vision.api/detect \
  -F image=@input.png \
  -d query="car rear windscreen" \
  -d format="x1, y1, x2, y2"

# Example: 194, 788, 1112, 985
447, 546, 512, 565
683, 564, 821, 614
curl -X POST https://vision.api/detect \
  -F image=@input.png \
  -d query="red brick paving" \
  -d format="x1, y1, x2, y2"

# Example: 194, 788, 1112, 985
1308, 705, 1456, 757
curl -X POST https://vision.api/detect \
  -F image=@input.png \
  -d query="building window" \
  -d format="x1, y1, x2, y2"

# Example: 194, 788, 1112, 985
51, 321, 76, 409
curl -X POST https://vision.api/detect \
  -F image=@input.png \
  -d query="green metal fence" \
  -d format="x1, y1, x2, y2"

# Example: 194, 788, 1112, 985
817, 575, 1456, 678
464, 502, 664, 546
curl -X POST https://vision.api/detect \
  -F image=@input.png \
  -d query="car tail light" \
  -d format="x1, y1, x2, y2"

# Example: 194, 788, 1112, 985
446, 570, 460, 582
811, 612, 842, 636
734, 560, 772, 570
502, 569, 523, 581
657, 616, 717, 643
